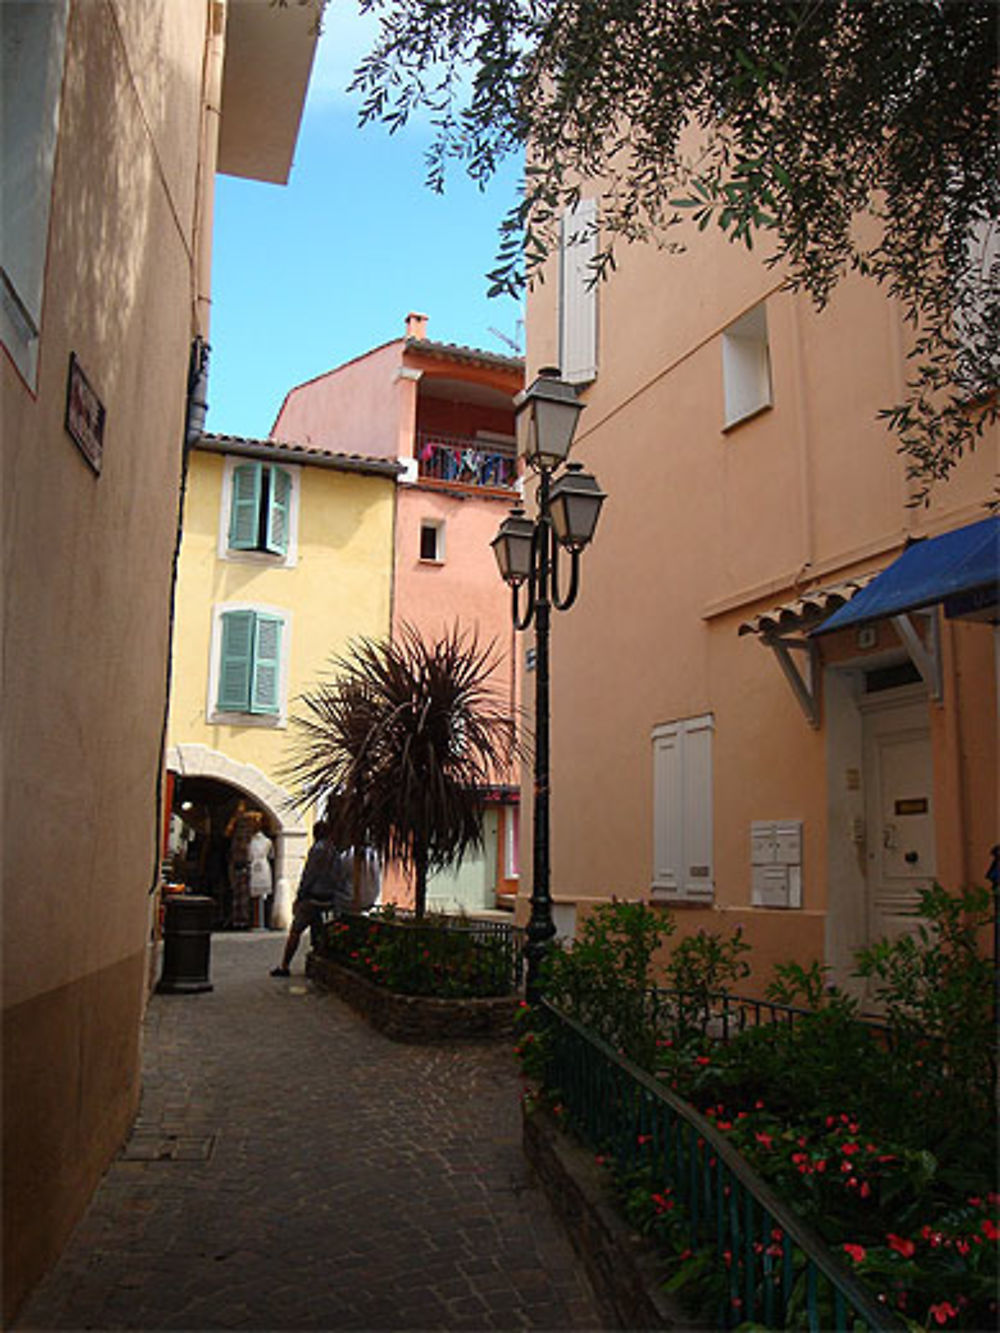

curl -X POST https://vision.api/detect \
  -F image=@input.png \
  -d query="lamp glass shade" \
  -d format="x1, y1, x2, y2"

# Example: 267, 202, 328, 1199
549, 468, 606, 551
491, 511, 536, 585
515, 373, 583, 468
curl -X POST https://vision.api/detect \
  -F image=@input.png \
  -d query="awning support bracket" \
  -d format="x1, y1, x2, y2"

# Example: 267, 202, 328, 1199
764, 635, 821, 728
891, 609, 943, 701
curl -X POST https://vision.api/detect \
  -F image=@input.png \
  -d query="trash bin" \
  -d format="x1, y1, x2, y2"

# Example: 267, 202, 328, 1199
156, 894, 214, 994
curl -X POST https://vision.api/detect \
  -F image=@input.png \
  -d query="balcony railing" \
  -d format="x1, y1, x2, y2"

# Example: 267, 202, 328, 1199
415, 432, 518, 490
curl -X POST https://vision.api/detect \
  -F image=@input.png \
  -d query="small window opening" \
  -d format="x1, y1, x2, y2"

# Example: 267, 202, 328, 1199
420, 521, 443, 562
722, 303, 772, 428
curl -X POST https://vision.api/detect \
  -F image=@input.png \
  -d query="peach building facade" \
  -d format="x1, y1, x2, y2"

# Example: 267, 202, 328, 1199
521, 200, 997, 994
1, 2, 316, 1318
273, 316, 525, 911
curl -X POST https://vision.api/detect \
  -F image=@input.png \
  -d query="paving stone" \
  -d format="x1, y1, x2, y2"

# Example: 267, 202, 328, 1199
16, 933, 606, 1331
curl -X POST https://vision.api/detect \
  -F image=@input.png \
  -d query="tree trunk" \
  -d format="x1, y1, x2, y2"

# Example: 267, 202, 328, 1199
414, 838, 428, 920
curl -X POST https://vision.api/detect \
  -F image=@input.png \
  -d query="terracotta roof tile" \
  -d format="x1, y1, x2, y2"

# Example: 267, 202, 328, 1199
737, 572, 882, 637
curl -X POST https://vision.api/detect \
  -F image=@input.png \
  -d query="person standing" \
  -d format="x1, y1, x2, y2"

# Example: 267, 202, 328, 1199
270, 820, 350, 976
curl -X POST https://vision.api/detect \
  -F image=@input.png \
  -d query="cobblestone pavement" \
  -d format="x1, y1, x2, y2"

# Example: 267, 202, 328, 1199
17, 933, 607, 1332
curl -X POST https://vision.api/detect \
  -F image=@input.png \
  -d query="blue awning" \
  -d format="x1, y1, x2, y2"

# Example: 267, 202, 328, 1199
814, 516, 999, 635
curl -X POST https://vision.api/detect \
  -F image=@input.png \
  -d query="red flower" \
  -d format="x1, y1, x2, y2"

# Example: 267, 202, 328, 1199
929, 1301, 959, 1325
887, 1234, 915, 1259
859, 1181, 871, 1199
678, 1248, 693, 1261
982, 1219, 1000, 1241
754, 1132, 773, 1149
955, 1239, 971, 1256
717, 1120, 733, 1131
843, 1244, 866, 1263
815, 1159, 827, 1173
695, 1056, 711, 1066
841, 1141, 860, 1155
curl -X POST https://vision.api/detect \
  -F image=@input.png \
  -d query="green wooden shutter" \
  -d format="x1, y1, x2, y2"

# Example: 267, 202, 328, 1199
217, 610, 254, 711
229, 462, 262, 549
250, 614, 283, 714
265, 466, 291, 555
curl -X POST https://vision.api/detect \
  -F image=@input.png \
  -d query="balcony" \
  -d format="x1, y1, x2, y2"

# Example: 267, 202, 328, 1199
415, 433, 518, 493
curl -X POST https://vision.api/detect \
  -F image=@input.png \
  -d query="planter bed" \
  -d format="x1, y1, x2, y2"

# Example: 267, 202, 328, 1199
305, 952, 521, 1043
523, 1103, 696, 1331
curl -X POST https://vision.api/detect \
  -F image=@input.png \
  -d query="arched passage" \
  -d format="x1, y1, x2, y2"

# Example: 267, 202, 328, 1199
166, 744, 309, 922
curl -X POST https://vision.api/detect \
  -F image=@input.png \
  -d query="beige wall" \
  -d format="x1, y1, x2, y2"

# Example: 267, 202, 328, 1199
521, 204, 997, 992
1, 1, 207, 1319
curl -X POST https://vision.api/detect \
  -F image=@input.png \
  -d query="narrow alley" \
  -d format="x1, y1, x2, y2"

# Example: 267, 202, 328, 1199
16, 934, 604, 1332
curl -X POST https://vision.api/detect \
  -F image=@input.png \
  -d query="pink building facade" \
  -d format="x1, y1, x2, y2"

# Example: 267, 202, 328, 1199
273, 315, 525, 912
520, 200, 997, 998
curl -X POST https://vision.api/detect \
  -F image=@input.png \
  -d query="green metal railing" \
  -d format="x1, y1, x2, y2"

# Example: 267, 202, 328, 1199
539, 1001, 903, 1332
320, 911, 525, 998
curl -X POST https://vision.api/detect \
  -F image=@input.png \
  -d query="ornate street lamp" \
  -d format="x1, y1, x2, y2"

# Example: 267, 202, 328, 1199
491, 368, 606, 1002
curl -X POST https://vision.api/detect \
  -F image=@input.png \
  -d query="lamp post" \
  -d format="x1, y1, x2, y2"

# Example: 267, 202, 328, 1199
491, 368, 606, 1002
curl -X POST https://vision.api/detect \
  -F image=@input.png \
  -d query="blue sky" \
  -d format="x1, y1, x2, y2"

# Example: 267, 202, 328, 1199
206, 7, 523, 439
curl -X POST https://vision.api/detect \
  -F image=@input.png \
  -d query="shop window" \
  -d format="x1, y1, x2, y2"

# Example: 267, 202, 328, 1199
1, 0, 70, 386
651, 714, 714, 902
722, 303, 772, 428
211, 607, 289, 721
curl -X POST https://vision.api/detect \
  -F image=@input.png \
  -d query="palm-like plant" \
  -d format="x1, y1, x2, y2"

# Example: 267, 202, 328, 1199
287, 625, 517, 919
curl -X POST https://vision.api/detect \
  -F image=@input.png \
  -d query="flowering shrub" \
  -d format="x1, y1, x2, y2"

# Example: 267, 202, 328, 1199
321, 911, 520, 998
518, 884, 998, 1330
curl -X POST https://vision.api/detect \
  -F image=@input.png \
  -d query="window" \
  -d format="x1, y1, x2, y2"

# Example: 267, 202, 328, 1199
210, 607, 289, 721
559, 198, 598, 384
419, 519, 444, 562
1, 0, 70, 386
722, 303, 772, 428
651, 714, 714, 902
220, 457, 299, 564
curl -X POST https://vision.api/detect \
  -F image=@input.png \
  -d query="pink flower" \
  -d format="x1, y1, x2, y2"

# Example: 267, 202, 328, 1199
929, 1301, 959, 1325
887, 1234, 915, 1259
843, 1244, 866, 1263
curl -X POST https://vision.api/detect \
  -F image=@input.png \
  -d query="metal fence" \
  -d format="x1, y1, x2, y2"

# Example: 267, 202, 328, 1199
321, 910, 525, 998
644, 987, 893, 1046
539, 1000, 903, 1332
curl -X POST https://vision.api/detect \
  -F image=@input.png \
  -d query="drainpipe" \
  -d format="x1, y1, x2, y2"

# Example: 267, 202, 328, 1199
194, 0, 227, 340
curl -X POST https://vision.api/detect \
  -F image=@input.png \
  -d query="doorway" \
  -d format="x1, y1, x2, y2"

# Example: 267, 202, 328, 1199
860, 687, 936, 952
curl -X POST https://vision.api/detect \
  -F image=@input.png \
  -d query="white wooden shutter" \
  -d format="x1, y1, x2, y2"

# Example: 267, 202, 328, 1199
652, 722, 683, 896
559, 198, 598, 384
651, 715, 714, 902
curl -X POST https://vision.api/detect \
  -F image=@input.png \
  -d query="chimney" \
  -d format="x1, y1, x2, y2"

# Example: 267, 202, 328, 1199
405, 312, 428, 341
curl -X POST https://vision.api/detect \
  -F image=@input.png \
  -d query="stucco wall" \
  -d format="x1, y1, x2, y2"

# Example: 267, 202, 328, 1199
1, 1, 207, 1319
520, 201, 997, 991
168, 450, 396, 827
271, 339, 405, 457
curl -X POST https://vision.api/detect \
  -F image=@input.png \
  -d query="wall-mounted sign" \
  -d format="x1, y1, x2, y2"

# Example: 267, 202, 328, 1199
895, 797, 928, 816
65, 353, 105, 474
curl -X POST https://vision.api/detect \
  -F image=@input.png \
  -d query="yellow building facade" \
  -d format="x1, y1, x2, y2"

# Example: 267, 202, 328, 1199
167, 435, 398, 915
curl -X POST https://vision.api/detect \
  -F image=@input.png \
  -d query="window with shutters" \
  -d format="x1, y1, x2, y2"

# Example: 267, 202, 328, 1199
722, 303, 772, 428
651, 714, 714, 902
209, 606, 290, 724
559, 198, 598, 385
220, 457, 299, 565
1, 0, 70, 387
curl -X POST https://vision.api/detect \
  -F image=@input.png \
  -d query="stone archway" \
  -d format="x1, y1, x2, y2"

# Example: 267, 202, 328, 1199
166, 744, 309, 915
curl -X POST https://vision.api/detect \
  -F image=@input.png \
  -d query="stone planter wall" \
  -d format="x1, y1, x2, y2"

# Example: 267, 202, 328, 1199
305, 953, 521, 1043
522, 1106, 697, 1331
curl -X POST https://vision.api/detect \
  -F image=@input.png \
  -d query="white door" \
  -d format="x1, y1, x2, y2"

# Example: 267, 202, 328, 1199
861, 692, 936, 954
